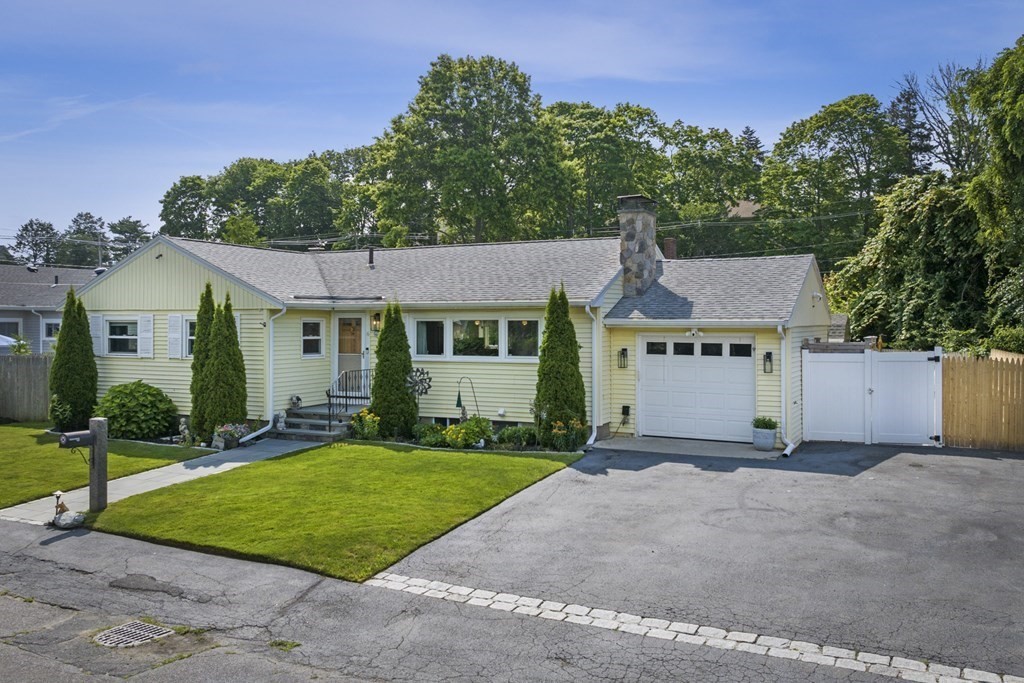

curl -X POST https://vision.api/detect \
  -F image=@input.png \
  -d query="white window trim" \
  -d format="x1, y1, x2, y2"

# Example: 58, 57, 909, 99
42, 319, 61, 340
301, 318, 325, 358
409, 316, 543, 363
183, 315, 197, 358
0, 318, 22, 338
107, 318, 140, 356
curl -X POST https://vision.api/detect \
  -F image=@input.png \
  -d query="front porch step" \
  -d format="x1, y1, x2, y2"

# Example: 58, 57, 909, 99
270, 427, 348, 443
282, 417, 341, 431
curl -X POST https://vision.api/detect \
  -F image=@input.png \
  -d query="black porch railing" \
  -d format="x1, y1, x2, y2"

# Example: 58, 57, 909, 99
326, 368, 373, 430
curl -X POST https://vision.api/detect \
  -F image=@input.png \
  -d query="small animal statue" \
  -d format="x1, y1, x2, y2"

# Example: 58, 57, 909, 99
275, 411, 288, 430
178, 417, 191, 443
54, 493, 69, 516
290, 395, 303, 409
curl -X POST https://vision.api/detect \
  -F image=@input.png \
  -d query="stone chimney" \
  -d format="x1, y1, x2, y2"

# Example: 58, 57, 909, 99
663, 237, 677, 260
618, 194, 658, 296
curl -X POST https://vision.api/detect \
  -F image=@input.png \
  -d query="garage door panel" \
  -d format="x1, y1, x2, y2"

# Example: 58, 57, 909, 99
640, 335, 755, 443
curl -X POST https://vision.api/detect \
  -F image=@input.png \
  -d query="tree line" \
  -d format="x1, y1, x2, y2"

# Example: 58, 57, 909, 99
8, 213, 151, 268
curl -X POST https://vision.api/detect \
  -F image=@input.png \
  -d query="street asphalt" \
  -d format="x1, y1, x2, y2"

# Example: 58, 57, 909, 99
1, 441, 1021, 681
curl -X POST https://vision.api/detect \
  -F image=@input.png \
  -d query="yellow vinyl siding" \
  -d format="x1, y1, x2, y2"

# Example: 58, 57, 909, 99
273, 311, 333, 411
94, 311, 266, 419
81, 244, 271, 312
599, 275, 623, 427
362, 306, 595, 425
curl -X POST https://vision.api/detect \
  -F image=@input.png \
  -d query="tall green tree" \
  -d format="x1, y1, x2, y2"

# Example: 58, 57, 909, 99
200, 301, 248, 436
107, 216, 151, 261
160, 175, 213, 239
57, 212, 107, 267
369, 302, 417, 438
968, 37, 1024, 326
828, 173, 987, 349
189, 283, 216, 440
364, 54, 568, 244
886, 84, 934, 176
49, 289, 97, 430
534, 286, 587, 446
13, 219, 59, 265
219, 212, 262, 245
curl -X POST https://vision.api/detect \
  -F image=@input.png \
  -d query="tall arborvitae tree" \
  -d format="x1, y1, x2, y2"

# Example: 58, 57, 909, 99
49, 289, 98, 430
221, 293, 247, 420
189, 282, 215, 440
200, 303, 247, 437
369, 302, 417, 438
534, 286, 587, 445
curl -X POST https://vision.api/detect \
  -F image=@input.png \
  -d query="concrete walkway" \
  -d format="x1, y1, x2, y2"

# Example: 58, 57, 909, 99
0, 438, 313, 526
593, 435, 779, 459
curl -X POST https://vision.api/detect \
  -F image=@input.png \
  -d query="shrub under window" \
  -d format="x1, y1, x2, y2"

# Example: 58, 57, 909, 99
95, 381, 178, 439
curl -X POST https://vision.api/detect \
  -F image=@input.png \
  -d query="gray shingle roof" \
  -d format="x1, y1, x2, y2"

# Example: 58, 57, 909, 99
169, 237, 623, 304
605, 254, 815, 323
0, 264, 96, 309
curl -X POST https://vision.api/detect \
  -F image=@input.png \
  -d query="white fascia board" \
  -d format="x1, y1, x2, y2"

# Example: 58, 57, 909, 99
602, 318, 786, 329
286, 299, 574, 310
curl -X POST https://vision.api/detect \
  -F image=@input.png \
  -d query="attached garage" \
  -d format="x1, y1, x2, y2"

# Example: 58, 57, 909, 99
638, 334, 756, 442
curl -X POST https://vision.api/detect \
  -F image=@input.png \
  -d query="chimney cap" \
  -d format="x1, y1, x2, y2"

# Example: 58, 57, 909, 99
617, 195, 657, 213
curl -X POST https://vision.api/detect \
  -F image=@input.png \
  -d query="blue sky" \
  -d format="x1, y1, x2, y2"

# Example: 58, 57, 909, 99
1, 0, 1022, 249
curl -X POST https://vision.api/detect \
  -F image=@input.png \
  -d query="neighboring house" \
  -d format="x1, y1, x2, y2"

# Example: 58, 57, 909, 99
76, 195, 830, 447
0, 264, 96, 354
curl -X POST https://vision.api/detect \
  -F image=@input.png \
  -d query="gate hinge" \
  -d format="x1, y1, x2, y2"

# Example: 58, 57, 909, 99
927, 355, 941, 362
930, 435, 941, 442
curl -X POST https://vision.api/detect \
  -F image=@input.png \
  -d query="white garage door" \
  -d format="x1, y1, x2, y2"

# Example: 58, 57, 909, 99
638, 335, 756, 443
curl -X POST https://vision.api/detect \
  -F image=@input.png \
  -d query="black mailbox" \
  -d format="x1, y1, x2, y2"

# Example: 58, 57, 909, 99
59, 430, 94, 448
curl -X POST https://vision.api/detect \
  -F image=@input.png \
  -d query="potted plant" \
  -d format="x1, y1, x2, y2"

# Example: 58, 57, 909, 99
751, 416, 778, 451
214, 423, 251, 450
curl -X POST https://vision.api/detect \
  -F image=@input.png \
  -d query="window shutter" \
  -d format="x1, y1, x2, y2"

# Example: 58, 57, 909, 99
167, 314, 182, 359
138, 314, 154, 358
89, 315, 104, 357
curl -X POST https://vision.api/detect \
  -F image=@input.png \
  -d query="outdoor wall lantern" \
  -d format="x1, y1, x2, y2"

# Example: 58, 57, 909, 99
763, 351, 774, 374
618, 347, 629, 369
371, 312, 381, 334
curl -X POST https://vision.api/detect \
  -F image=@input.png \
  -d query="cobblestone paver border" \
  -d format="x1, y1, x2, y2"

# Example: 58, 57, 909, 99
367, 573, 1022, 683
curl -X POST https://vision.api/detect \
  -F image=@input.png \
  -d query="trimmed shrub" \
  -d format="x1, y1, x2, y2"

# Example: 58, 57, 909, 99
444, 416, 493, 449
534, 286, 587, 447
199, 301, 248, 436
549, 418, 587, 452
369, 302, 418, 438
350, 409, 381, 440
190, 282, 215, 440
413, 422, 446, 447
49, 289, 98, 431
95, 381, 178, 439
991, 326, 1024, 354
496, 425, 538, 449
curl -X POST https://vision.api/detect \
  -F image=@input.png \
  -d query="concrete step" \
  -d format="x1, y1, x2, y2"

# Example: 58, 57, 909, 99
270, 428, 347, 443
283, 417, 341, 430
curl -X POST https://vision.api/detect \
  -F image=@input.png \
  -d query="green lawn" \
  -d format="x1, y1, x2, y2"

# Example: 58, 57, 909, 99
0, 422, 211, 509
89, 442, 579, 582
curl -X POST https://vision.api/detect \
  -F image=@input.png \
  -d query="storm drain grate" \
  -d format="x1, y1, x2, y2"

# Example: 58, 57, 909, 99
94, 620, 174, 647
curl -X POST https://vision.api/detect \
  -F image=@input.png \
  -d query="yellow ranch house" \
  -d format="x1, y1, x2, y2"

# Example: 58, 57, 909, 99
75, 196, 830, 449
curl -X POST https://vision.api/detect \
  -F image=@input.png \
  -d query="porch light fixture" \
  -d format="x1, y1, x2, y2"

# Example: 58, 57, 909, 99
371, 312, 381, 334
617, 347, 628, 369
763, 351, 773, 374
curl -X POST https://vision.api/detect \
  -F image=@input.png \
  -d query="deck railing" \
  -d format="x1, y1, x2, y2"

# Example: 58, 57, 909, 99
326, 368, 373, 429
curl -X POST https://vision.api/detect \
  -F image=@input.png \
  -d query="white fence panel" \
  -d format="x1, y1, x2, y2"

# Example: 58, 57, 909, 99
802, 353, 867, 442
802, 348, 942, 446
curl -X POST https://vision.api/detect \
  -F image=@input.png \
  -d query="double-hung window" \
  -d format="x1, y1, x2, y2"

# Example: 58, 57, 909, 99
107, 321, 138, 355
0, 320, 20, 338
184, 318, 198, 357
302, 320, 323, 357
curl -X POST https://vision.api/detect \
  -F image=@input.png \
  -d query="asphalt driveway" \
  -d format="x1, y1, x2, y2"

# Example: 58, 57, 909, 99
392, 442, 1024, 676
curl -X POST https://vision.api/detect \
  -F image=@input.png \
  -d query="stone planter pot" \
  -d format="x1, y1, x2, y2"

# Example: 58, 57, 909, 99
224, 436, 239, 450
752, 427, 776, 452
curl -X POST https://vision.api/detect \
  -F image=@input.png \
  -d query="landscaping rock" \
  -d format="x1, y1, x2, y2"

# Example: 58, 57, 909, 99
52, 512, 85, 529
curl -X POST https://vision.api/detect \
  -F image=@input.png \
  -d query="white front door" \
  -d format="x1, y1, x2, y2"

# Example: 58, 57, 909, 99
639, 334, 756, 442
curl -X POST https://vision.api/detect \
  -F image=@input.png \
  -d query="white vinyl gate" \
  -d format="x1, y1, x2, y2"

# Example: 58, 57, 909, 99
802, 348, 943, 446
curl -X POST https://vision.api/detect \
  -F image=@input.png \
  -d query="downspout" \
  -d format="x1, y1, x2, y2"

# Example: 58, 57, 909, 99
30, 310, 44, 353
585, 305, 600, 446
241, 305, 287, 443
777, 324, 796, 457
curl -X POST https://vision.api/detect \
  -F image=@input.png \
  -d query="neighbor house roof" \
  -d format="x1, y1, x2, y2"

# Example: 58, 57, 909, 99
0, 264, 96, 310
604, 254, 816, 324
166, 236, 624, 305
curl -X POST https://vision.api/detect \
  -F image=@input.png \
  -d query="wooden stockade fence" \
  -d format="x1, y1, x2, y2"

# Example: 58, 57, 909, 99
0, 355, 53, 421
943, 354, 1024, 451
